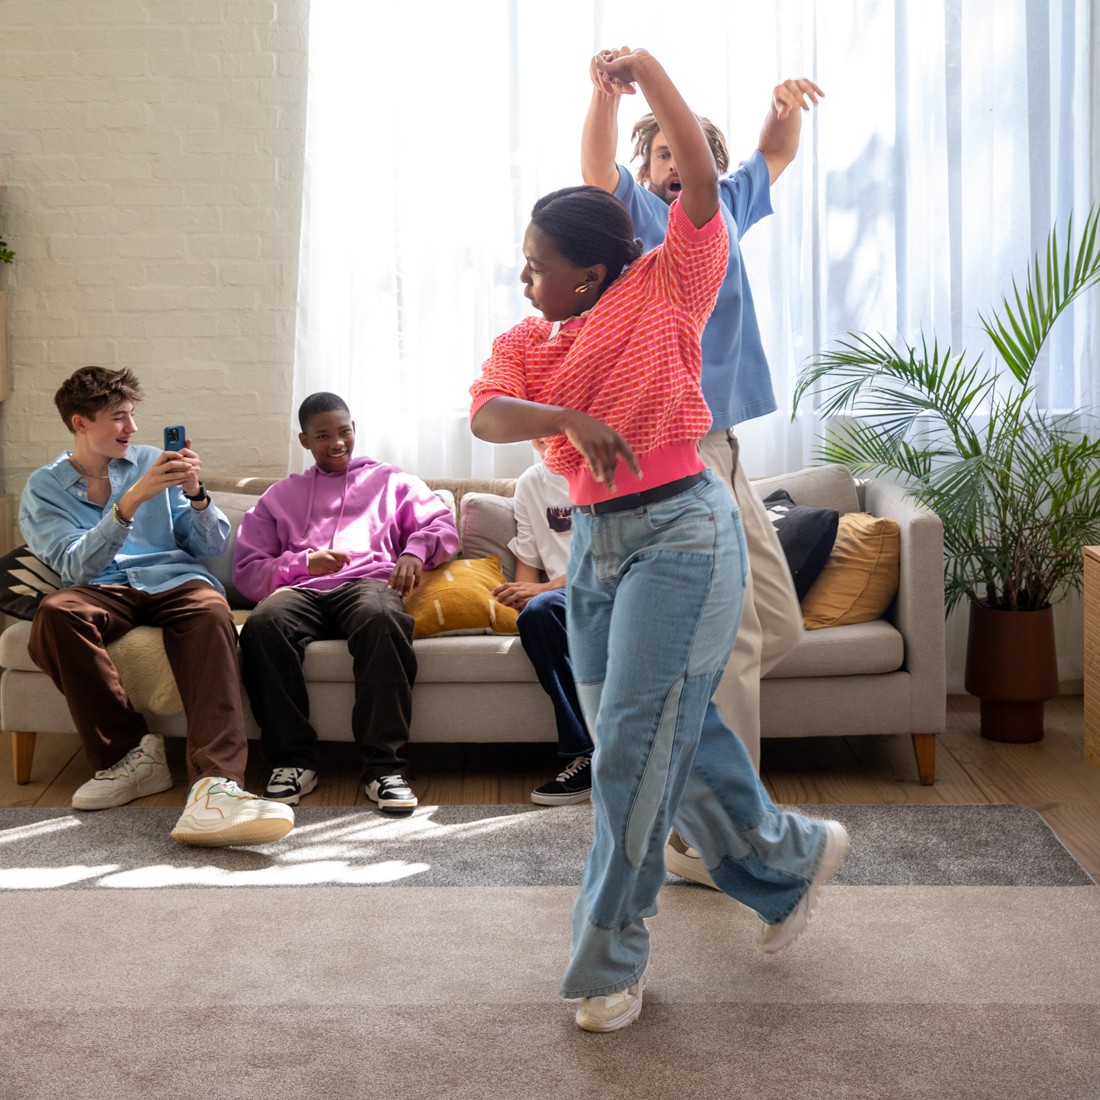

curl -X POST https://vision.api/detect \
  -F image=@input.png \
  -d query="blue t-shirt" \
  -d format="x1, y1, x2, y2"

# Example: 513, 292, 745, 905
614, 149, 776, 429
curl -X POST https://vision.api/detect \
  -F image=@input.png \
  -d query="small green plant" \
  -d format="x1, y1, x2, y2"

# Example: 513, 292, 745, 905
0, 233, 13, 264
793, 206, 1100, 614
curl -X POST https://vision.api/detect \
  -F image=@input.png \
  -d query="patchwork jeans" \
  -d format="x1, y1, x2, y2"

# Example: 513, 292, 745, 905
560, 470, 827, 999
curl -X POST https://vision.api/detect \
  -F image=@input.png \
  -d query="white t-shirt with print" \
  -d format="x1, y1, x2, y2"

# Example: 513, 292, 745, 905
508, 459, 573, 582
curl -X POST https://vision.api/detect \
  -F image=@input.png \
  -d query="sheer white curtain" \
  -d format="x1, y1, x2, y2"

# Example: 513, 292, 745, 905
294, 1, 820, 479
295, 0, 1097, 684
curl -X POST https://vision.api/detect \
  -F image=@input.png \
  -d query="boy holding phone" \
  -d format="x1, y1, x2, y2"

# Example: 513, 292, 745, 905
19, 365, 295, 847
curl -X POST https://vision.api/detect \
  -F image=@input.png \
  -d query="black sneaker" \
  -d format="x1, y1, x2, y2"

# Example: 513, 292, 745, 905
365, 774, 418, 814
531, 753, 592, 806
264, 767, 318, 805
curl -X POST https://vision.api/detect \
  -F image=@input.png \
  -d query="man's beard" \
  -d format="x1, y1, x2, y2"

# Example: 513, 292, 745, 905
649, 179, 679, 205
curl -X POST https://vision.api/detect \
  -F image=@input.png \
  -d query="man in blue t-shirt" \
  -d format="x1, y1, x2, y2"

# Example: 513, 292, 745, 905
582, 56, 823, 886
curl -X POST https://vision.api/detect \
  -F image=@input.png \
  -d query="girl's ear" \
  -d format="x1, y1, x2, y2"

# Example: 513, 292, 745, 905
70, 413, 88, 435
586, 266, 607, 289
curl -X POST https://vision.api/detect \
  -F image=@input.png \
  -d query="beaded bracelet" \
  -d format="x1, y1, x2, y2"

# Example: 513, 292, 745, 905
112, 502, 133, 528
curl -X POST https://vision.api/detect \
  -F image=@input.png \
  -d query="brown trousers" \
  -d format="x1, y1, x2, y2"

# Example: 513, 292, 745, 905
28, 580, 248, 785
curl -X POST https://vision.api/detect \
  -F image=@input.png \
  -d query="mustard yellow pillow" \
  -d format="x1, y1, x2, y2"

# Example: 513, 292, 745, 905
405, 556, 519, 638
801, 512, 900, 629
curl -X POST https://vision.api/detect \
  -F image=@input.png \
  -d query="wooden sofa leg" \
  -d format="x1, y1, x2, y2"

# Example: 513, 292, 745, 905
11, 730, 37, 784
911, 733, 936, 786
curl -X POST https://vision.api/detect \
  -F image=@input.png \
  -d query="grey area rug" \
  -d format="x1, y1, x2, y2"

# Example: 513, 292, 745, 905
0, 802, 1092, 890
1, 803, 1097, 1100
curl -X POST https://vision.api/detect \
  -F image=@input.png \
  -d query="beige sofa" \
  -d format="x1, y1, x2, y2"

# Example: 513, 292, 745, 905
1, 464, 945, 786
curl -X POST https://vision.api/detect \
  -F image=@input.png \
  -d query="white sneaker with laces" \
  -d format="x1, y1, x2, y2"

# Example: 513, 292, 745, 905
575, 972, 647, 1033
757, 819, 849, 955
170, 777, 294, 847
264, 766, 318, 805
365, 774, 418, 813
71, 733, 173, 810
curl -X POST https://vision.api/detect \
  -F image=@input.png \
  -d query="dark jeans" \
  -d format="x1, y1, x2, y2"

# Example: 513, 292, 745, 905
516, 589, 593, 759
239, 578, 416, 782
27, 580, 248, 785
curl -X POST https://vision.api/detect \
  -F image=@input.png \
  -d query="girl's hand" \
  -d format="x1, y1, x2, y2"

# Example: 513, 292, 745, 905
560, 409, 642, 495
589, 47, 631, 97
592, 47, 652, 95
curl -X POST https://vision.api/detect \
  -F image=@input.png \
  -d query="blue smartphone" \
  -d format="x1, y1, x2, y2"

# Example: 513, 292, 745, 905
163, 425, 186, 451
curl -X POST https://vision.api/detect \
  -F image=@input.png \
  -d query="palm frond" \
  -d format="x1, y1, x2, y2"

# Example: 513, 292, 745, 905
794, 204, 1100, 611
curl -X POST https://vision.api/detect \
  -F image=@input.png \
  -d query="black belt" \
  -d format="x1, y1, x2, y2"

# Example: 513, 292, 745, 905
574, 471, 706, 516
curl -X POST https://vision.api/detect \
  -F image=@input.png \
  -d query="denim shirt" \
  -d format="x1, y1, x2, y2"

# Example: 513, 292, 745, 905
19, 445, 230, 595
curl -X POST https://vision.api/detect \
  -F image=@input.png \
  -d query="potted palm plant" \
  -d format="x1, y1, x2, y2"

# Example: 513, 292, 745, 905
793, 207, 1100, 742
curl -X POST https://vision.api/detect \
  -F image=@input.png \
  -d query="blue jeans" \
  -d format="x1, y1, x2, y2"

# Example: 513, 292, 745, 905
560, 470, 827, 999
516, 590, 593, 759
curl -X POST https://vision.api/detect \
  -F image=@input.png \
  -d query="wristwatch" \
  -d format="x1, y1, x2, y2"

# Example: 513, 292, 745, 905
183, 482, 209, 503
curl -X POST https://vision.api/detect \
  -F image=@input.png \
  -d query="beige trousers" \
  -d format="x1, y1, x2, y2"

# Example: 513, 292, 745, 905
699, 429, 803, 771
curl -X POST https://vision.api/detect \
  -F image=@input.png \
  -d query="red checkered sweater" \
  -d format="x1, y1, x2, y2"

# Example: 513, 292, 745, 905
470, 199, 729, 506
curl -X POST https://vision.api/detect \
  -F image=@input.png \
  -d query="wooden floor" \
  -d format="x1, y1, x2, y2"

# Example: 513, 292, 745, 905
3, 694, 1099, 879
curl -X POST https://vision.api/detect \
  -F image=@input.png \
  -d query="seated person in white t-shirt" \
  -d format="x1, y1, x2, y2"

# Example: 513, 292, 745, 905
491, 439, 594, 804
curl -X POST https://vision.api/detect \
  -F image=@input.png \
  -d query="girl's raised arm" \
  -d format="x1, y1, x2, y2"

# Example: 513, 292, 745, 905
593, 49, 718, 228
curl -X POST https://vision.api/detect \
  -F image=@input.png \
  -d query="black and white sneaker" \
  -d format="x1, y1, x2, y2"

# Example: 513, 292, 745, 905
531, 753, 592, 806
264, 767, 318, 805
365, 774, 418, 814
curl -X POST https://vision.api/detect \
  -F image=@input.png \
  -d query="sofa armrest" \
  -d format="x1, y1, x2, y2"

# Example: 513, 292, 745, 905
864, 477, 946, 732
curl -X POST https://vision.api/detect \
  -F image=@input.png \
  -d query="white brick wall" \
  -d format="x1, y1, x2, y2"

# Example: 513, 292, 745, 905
0, 0, 308, 496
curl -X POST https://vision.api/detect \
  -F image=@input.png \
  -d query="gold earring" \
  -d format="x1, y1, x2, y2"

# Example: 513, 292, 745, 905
574, 284, 589, 294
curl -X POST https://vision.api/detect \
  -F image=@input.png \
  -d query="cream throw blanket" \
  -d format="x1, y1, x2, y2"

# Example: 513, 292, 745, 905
106, 627, 183, 715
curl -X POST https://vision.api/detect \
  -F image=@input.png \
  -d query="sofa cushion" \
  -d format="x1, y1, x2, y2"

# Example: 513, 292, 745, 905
0, 618, 36, 670
0, 617, 189, 713
801, 512, 901, 629
761, 490, 838, 601
459, 493, 518, 580
752, 464, 862, 514
0, 545, 61, 621
765, 618, 904, 677
404, 556, 520, 638
412, 634, 540, 683
206, 491, 260, 609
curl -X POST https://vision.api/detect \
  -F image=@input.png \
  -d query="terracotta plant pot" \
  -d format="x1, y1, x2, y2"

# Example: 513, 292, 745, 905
964, 602, 1059, 743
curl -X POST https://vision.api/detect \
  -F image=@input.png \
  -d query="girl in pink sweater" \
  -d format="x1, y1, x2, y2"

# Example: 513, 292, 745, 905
471, 49, 848, 1033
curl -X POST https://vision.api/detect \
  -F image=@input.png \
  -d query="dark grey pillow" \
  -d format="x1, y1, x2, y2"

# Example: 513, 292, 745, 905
761, 489, 839, 601
0, 545, 61, 620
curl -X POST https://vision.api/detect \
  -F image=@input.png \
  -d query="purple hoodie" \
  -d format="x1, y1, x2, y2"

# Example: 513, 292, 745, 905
233, 456, 459, 603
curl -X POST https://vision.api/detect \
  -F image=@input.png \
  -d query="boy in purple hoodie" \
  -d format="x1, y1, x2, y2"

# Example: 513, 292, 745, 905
233, 392, 459, 812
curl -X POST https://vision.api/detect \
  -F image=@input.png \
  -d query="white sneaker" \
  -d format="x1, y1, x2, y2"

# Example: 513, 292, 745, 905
170, 777, 294, 847
664, 829, 719, 889
757, 820, 849, 955
71, 733, 173, 810
575, 973, 647, 1033
365, 774, 418, 814
264, 766, 319, 805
